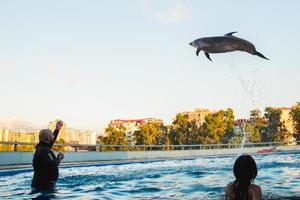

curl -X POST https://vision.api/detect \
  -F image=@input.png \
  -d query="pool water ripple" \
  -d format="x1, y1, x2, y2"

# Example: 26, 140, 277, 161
1, 152, 300, 199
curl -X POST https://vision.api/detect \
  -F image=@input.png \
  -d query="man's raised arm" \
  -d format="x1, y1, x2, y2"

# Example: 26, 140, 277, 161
50, 120, 63, 147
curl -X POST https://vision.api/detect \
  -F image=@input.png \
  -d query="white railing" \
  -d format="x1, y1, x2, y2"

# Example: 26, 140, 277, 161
0, 141, 298, 152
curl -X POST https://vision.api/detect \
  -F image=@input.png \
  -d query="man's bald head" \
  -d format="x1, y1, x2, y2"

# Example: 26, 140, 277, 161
39, 129, 54, 143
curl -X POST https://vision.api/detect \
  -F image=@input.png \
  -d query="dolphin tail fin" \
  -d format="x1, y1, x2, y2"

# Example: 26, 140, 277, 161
204, 52, 212, 61
224, 32, 238, 36
254, 50, 269, 60
196, 48, 201, 56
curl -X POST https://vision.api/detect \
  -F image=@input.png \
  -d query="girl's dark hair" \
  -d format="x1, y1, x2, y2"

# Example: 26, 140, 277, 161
232, 154, 257, 200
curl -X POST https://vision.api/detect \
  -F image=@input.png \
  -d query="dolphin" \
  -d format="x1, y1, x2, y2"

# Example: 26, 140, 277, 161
189, 32, 269, 61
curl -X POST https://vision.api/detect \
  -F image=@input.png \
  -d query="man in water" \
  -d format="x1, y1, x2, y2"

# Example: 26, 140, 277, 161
31, 120, 65, 190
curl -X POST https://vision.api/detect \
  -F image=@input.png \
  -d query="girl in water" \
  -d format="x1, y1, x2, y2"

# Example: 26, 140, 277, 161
225, 154, 262, 200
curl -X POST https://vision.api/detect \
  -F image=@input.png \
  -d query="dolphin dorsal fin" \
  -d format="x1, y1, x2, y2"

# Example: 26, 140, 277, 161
224, 31, 237, 36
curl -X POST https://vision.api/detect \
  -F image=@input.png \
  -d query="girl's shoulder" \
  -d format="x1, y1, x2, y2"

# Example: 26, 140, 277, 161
225, 182, 235, 199
249, 184, 262, 200
225, 182, 234, 191
249, 184, 261, 191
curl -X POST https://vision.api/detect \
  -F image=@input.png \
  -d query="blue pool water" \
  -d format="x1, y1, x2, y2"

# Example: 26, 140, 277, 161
1, 152, 300, 199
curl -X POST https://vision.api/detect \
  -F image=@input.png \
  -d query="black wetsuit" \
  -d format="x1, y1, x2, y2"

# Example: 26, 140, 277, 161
31, 129, 61, 190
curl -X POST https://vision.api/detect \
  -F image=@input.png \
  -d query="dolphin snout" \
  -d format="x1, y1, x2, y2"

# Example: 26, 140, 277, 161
189, 42, 197, 48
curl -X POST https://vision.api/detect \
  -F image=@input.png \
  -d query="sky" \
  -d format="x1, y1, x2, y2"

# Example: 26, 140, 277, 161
0, 0, 299, 133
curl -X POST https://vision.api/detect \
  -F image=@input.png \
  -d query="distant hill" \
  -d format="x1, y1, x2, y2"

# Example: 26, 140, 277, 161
0, 117, 38, 132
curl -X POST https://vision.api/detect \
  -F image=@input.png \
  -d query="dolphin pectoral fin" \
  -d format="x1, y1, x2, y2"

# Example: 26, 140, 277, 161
204, 52, 212, 61
254, 50, 269, 60
196, 48, 201, 56
224, 32, 238, 36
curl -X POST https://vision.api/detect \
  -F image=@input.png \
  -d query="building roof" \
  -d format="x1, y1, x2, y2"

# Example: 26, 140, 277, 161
110, 119, 145, 123
276, 107, 291, 110
234, 119, 250, 126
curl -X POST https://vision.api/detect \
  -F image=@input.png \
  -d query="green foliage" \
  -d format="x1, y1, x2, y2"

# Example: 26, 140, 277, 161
291, 102, 300, 141
97, 126, 127, 151
133, 122, 171, 150
275, 123, 290, 143
229, 135, 243, 145
262, 107, 290, 142
134, 122, 166, 145
169, 114, 190, 145
250, 109, 263, 123
98, 104, 300, 149
245, 123, 261, 143
262, 107, 281, 142
169, 114, 200, 145
97, 135, 105, 145
200, 108, 235, 144
244, 109, 265, 143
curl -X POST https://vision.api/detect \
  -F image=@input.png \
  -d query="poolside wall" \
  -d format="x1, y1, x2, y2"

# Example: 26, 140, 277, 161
0, 145, 300, 166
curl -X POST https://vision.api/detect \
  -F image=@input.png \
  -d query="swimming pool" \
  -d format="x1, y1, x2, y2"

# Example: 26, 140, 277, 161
0, 152, 300, 199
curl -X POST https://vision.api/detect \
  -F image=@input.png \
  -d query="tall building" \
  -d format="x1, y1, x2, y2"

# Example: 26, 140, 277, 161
178, 108, 211, 127
0, 129, 10, 141
108, 118, 163, 144
49, 128, 97, 145
2, 130, 38, 143
65, 129, 79, 144
1, 128, 39, 143
78, 130, 97, 145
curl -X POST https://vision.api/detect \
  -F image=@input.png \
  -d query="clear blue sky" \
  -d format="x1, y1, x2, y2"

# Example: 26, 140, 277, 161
1, 0, 299, 133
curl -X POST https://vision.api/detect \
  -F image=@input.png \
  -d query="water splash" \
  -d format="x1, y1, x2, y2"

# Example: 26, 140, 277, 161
240, 123, 248, 149
227, 54, 264, 110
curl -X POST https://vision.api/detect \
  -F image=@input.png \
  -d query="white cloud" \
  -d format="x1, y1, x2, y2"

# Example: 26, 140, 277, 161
139, 0, 192, 23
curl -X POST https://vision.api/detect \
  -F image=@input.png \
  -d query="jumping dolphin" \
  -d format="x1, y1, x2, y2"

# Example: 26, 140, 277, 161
189, 32, 269, 61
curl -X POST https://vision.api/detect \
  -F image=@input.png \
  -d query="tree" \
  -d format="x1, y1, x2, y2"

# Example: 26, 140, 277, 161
169, 113, 202, 145
169, 114, 190, 145
244, 109, 265, 143
291, 102, 300, 142
97, 135, 105, 145
245, 123, 261, 143
229, 135, 243, 146
160, 125, 172, 150
262, 107, 290, 142
275, 123, 290, 143
223, 108, 235, 143
199, 108, 235, 144
262, 107, 280, 142
134, 122, 165, 145
99, 126, 127, 151
250, 109, 264, 123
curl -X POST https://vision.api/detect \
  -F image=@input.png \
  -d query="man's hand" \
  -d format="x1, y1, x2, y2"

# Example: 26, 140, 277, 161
56, 152, 64, 166
56, 120, 63, 131
57, 152, 64, 160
